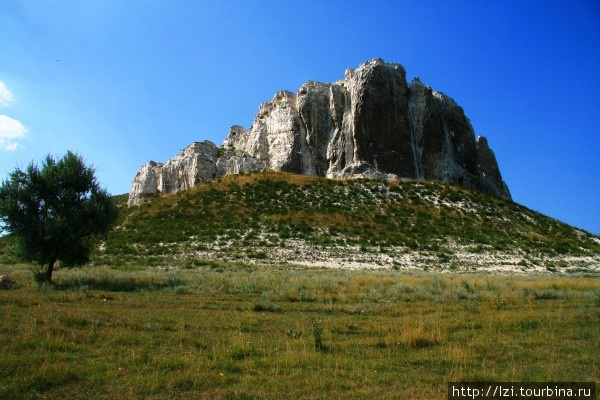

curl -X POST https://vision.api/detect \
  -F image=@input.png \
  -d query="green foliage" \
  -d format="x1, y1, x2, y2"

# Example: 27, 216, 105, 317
29, 266, 47, 285
0, 152, 118, 281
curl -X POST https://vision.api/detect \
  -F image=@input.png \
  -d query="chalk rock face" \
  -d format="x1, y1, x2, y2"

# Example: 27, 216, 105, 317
128, 161, 163, 206
408, 77, 484, 190
128, 58, 511, 206
342, 60, 415, 178
476, 136, 511, 199
127, 141, 219, 206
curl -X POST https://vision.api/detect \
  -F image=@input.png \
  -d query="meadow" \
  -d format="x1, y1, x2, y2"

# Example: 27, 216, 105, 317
1, 262, 598, 399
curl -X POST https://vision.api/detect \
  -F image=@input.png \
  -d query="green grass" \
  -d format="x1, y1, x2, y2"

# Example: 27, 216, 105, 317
85, 171, 600, 270
0, 262, 598, 399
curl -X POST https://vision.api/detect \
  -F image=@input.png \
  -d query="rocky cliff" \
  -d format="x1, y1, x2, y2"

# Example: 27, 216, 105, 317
128, 59, 511, 206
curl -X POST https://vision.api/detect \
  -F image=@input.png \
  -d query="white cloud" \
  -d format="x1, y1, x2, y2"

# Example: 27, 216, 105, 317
0, 81, 14, 107
0, 115, 27, 151
4, 141, 18, 151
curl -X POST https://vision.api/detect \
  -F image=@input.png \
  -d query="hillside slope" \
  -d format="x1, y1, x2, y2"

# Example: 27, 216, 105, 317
97, 171, 599, 273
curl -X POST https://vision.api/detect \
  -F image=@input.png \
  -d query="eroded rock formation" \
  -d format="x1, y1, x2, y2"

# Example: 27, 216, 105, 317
128, 59, 511, 206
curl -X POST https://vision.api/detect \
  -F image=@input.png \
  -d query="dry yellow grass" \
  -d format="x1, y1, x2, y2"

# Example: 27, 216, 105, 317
0, 262, 598, 399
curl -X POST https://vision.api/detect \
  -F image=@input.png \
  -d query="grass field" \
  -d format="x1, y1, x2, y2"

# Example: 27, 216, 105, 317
1, 262, 598, 399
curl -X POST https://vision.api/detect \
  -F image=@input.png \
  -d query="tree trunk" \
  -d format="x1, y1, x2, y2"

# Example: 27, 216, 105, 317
45, 259, 56, 283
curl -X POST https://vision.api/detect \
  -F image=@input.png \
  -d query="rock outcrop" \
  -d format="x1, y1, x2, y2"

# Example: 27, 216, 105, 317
128, 141, 220, 206
0, 275, 19, 290
128, 59, 511, 206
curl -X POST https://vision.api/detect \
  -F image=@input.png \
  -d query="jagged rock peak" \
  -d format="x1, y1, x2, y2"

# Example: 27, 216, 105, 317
128, 58, 511, 206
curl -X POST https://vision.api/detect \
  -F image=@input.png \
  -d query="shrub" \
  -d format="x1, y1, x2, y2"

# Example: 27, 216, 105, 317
411, 337, 439, 349
534, 288, 565, 300
30, 266, 48, 285
252, 301, 281, 312
227, 346, 253, 361
311, 319, 327, 352
452, 287, 471, 300
174, 285, 190, 295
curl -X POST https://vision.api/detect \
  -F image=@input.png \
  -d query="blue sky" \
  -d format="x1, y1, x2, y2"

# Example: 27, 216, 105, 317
1, 0, 599, 233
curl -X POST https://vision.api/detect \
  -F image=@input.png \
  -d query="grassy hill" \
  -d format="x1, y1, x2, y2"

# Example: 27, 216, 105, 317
1, 171, 599, 399
96, 171, 599, 273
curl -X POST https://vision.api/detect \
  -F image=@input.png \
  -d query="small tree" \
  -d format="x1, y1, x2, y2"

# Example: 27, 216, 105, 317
0, 152, 118, 283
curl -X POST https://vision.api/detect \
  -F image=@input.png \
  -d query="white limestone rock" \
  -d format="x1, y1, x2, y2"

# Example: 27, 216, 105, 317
128, 141, 219, 206
127, 161, 163, 206
128, 59, 511, 206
